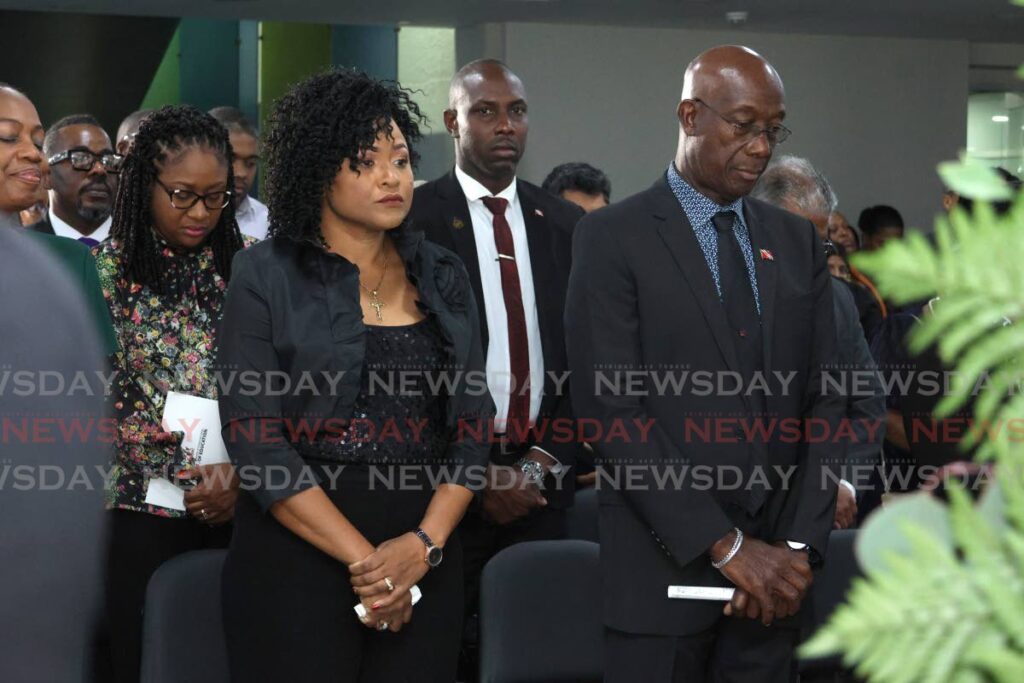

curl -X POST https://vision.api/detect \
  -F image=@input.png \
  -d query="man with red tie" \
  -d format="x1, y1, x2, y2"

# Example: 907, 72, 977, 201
411, 59, 584, 680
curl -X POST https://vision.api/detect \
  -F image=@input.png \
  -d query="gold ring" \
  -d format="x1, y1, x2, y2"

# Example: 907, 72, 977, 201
384, 577, 395, 592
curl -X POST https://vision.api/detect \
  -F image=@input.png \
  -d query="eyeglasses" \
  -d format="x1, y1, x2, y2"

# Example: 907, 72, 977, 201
48, 148, 124, 173
691, 98, 791, 147
155, 178, 233, 211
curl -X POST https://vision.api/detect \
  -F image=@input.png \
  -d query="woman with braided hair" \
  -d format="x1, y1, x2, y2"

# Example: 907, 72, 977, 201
94, 104, 250, 683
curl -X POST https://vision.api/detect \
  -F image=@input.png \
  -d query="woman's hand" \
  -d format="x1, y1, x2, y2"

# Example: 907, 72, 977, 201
355, 591, 414, 633
349, 532, 430, 612
180, 463, 238, 525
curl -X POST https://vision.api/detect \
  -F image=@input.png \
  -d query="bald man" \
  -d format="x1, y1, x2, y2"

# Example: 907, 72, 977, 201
566, 46, 843, 681
410, 59, 584, 679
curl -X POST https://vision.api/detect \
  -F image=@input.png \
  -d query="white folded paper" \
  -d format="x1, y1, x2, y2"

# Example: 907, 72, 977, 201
667, 585, 736, 601
144, 391, 229, 512
354, 585, 423, 620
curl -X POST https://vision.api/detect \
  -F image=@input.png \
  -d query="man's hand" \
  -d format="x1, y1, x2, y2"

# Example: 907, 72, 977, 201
834, 484, 857, 529
481, 463, 547, 525
180, 463, 238, 525
710, 533, 813, 626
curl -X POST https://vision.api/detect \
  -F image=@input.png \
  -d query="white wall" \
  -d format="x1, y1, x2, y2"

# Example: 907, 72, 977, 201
483, 23, 971, 233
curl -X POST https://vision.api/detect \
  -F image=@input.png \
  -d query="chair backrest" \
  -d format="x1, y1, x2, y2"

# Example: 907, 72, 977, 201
801, 529, 862, 674
479, 540, 602, 683
140, 550, 229, 683
565, 486, 599, 543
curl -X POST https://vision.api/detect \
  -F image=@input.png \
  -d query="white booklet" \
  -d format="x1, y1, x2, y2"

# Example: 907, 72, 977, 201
144, 391, 228, 511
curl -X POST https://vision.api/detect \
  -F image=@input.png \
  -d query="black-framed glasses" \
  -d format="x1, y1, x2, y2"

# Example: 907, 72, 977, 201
48, 148, 124, 173
691, 98, 791, 146
155, 178, 233, 211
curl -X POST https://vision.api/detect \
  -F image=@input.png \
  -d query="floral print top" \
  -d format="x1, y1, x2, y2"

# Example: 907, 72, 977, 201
95, 235, 252, 517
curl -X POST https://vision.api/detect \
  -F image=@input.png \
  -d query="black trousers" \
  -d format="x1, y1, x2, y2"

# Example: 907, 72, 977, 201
105, 508, 231, 683
605, 619, 800, 683
221, 465, 463, 683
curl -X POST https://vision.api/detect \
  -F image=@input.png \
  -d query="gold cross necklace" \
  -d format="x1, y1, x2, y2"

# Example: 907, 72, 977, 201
359, 252, 389, 322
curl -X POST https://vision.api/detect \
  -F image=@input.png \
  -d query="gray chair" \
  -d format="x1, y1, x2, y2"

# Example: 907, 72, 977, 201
141, 550, 229, 683
479, 540, 602, 683
800, 529, 862, 680
565, 486, 599, 543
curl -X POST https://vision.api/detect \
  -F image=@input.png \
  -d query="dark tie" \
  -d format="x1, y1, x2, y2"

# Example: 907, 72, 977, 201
712, 211, 759, 336
78, 236, 100, 248
713, 211, 768, 513
482, 196, 531, 438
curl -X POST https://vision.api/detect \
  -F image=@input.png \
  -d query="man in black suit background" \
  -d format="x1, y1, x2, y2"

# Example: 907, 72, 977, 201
566, 46, 844, 682
29, 114, 119, 246
411, 59, 583, 679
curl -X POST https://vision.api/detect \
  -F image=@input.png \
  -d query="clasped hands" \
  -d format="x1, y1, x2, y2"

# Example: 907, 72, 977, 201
711, 533, 814, 626
348, 532, 430, 633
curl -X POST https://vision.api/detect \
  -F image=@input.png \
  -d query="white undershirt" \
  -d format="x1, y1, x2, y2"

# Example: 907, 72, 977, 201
454, 165, 544, 431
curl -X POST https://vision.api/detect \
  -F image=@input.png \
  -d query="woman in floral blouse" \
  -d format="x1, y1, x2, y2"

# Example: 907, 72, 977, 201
94, 105, 248, 683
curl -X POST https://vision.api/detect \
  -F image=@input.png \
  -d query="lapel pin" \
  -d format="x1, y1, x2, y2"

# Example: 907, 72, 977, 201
534, 208, 544, 217
452, 218, 465, 230
759, 249, 775, 262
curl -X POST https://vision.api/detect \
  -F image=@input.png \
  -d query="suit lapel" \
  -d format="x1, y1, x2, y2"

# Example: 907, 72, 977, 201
437, 170, 488, 349
744, 200, 777, 376
518, 182, 558, 378
651, 178, 743, 376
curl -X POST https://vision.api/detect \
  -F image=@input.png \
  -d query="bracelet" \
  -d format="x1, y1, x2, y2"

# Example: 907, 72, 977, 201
711, 528, 744, 570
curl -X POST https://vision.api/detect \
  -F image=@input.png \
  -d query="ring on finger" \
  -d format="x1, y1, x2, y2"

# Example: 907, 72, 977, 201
377, 621, 389, 631
200, 508, 207, 520
384, 577, 395, 593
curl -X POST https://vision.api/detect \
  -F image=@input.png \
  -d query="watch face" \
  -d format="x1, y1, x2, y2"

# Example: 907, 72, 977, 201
427, 546, 443, 567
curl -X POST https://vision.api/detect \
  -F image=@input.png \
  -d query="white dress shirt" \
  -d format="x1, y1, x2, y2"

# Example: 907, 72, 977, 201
455, 165, 545, 431
48, 207, 111, 243
235, 195, 270, 240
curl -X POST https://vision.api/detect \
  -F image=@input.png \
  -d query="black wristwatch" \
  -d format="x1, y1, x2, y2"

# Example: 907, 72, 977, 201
414, 527, 443, 568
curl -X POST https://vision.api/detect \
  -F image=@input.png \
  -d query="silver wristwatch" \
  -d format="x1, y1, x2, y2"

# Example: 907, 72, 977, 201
516, 457, 546, 485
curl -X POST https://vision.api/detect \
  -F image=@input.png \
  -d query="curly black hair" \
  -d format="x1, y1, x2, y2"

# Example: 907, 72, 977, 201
263, 68, 424, 242
110, 104, 244, 294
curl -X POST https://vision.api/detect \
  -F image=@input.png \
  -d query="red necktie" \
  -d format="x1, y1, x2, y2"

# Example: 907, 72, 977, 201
482, 196, 531, 438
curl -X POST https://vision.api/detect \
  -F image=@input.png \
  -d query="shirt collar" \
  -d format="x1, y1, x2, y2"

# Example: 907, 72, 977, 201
48, 206, 111, 242
666, 162, 745, 229
235, 195, 253, 219
454, 164, 518, 204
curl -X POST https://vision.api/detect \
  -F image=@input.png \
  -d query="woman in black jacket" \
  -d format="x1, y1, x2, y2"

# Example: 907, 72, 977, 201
216, 69, 492, 682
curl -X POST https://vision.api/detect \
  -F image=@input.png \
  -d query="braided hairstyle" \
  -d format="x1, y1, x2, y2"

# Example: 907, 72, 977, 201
263, 68, 424, 242
110, 104, 244, 293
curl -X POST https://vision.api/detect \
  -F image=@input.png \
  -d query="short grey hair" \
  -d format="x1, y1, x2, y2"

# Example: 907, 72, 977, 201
750, 155, 837, 216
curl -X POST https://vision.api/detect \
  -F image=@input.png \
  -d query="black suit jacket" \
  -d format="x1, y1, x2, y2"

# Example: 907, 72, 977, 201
566, 175, 843, 635
411, 169, 584, 506
28, 214, 55, 235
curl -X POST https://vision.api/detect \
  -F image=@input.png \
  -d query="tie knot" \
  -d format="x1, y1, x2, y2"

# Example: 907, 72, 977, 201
712, 211, 735, 234
482, 196, 509, 216
78, 236, 100, 248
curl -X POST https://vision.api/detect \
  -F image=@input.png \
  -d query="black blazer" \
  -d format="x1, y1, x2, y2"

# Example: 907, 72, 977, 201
411, 170, 584, 506
566, 176, 844, 636
216, 228, 494, 513
27, 214, 55, 235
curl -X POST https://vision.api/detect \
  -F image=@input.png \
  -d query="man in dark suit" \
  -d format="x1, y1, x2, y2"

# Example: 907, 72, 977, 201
566, 46, 844, 682
29, 114, 118, 246
410, 59, 583, 679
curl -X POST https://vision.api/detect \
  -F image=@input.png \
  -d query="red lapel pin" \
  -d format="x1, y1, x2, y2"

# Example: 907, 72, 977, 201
759, 248, 775, 262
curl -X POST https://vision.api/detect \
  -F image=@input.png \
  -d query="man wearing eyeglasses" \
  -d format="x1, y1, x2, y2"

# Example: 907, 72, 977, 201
28, 114, 119, 246
566, 46, 843, 682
